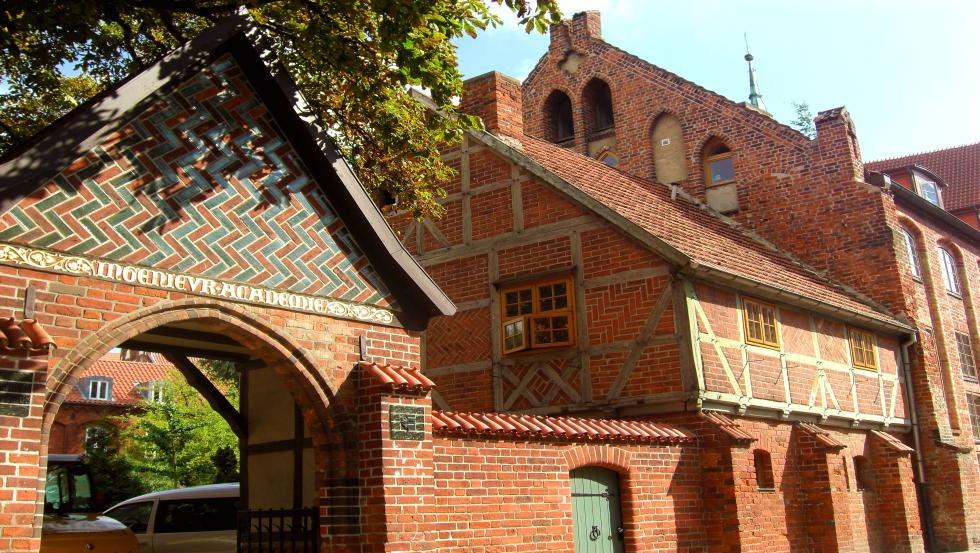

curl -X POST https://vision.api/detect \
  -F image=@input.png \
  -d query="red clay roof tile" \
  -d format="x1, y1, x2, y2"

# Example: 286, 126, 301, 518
432, 410, 694, 444
504, 134, 903, 327
360, 361, 436, 391
796, 422, 846, 449
65, 352, 172, 406
869, 429, 914, 454
0, 318, 55, 356
867, 142, 979, 212
700, 411, 755, 443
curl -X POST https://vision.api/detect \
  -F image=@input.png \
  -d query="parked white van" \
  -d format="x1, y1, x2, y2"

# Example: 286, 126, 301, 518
103, 483, 239, 553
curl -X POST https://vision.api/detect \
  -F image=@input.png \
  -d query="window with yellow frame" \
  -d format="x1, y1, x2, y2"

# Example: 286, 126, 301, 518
742, 297, 779, 349
500, 276, 574, 354
848, 328, 878, 371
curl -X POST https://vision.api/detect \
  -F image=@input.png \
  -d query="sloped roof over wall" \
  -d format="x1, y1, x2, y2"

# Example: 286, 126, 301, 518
472, 131, 911, 332
0, 15, 454, 329
867, 142, 979, 212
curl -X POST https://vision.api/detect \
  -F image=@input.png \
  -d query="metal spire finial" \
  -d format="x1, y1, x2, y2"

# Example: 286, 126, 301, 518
744, 33, 766, 112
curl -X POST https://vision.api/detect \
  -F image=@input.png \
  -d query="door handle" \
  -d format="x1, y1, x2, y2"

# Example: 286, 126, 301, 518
589, 525, 601, 541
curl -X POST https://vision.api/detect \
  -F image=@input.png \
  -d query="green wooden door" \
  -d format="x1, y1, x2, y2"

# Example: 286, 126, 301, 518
570, 467, 625, 553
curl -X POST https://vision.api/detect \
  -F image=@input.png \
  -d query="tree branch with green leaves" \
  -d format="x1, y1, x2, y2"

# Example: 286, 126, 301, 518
0, 0, 561, 218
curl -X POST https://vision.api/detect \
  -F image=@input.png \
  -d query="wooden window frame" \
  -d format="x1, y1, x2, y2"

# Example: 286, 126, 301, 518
500, 276, 575, 355
848, 327, 879, 371
967, 393, 980, 444
956, 332, 977, 382
742, 297, 780, 350
703, 141, 735, 187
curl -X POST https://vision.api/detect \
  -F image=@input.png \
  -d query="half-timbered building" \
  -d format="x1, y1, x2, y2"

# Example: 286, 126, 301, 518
388, 11, 980, 553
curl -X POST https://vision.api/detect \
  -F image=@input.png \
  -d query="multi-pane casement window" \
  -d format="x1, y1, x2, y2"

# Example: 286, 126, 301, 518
848, 328, 878, 371
957, 332, 978, 382
900, 228, 921, 279
501, 277, 574, 354
742, 298, 779, 349
938, 247, 960, 295
87, 378, 112, 401
968, 394, 980, 444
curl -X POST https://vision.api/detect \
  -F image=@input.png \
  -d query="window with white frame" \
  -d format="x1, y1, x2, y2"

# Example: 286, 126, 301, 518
900, 228, 921, 279
87, 378, 112, 401
938, 247, 960, 295
918, 180, 941, 206
138, 381, 166, 403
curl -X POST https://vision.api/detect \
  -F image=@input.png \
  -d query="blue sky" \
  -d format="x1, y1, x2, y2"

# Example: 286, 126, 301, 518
454, 0, 980, 161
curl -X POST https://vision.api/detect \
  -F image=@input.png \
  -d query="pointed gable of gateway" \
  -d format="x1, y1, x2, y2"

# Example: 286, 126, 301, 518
0, 16, 453, 329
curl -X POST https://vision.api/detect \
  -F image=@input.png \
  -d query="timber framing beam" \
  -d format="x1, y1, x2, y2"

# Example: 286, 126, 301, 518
163, 353, 245, 439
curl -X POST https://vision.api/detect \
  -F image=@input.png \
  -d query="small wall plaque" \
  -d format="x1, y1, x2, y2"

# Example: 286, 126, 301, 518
389, 405, 425, 441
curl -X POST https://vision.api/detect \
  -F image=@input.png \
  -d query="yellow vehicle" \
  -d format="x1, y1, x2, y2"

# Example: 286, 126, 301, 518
41, 454, 139, 553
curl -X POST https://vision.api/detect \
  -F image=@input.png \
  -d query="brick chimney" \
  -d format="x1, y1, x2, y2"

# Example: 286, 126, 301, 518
460, 71, 524, 138
814, 106, 864, 182
549, 11, 602, 53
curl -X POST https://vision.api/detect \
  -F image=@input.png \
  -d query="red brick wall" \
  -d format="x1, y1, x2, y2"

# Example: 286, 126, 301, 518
521, 15, 909, 317
430, 437, 704, 552
895, 205, 980, 550
0, 263, 420, 551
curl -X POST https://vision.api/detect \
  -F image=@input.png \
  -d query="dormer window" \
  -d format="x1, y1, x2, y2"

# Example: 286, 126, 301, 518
598, 152, 619, 167
86, 377, 112, 401
918, 180, 940, 206
138, 380, 166, 403
545, 90, 574, 144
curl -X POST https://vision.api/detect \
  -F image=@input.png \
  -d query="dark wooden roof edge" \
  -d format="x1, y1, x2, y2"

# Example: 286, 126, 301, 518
0, 15, 455, 328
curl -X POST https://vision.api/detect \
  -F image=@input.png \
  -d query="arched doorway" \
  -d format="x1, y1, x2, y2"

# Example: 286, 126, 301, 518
40, 301, 355, 551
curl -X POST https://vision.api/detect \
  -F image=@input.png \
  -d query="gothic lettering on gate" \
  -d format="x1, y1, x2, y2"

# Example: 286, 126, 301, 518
0, 243, 394, 325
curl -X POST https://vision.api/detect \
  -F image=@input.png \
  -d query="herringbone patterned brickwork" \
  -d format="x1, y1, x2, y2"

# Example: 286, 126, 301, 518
0, 55, 392, 307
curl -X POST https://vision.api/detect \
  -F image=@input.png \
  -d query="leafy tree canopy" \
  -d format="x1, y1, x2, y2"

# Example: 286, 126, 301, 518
0, 0, 561, 218
121, 370, 239, 490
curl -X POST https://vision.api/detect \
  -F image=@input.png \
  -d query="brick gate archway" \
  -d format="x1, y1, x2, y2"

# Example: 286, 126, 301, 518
38, 298, 358, 543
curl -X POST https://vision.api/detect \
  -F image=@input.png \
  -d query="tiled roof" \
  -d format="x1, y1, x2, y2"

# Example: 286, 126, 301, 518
796, 422, 846, 449
866, 142, 979, 212
700, 411, 755, 443
360, 361, 436, 391
65, 352, 172, 406
0, 318, 54, 356
432, 410, 694, 443
869, 430, 914, 454
503, 134, 903, 328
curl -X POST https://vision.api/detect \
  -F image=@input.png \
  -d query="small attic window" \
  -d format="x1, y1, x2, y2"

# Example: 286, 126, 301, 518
917, 180, 941, 207
545, 90, 574, 144
599, 152, 619, 167
85, 377, 112, 401
704, 140, 735, 186
583, 78, 614, 134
